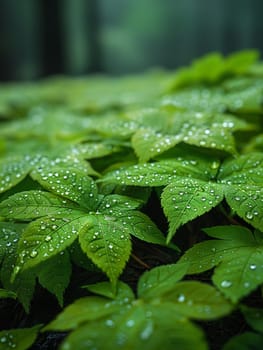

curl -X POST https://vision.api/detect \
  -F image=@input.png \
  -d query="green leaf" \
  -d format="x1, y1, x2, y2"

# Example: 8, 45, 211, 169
132, 112, 238, 161
224, 185, 263, 230
67, 142, 118, 160
161, 281, 233, 320
138, 263, 189, 299
0, 325, 41, 350
103, 150, 218, 187
0, 190, 81, 220
115, 210, 167, 245
241, 305, 263, 333
15, 214, 89, 274
60, 303, 208, 350
37, 250, 72, 306
224, 50, 259, 74
223, 332, 263, 350
0, 288, 16, 299
218, 153, 263, 231
44, 296, 122, 331
97, 194, 142, 213
31, 167, 98, 209
203, 225, 254, 241
161, 178, 223, 242
45, 282, 134, 333
218, 153, 263, 185
0, 222, 35, 311
78, 215, 132, 286
180, 226, 263, 302
0, 155, 36, 194
1, 266, 36, 313
69, 240, 99, 272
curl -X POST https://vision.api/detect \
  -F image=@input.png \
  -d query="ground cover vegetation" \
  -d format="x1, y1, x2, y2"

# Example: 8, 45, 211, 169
0, 50, 263, 349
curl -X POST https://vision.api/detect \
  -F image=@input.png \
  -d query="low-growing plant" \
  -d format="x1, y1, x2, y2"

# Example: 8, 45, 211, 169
0, 50, 263, 349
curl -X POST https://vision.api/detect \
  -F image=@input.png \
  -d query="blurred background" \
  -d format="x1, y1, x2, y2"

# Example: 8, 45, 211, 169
0, 0, 263, 81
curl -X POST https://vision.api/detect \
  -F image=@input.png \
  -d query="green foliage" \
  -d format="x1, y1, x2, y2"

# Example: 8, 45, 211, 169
45, 265, 233, 349
0, 50, 263, 349
0, 325, 41, 350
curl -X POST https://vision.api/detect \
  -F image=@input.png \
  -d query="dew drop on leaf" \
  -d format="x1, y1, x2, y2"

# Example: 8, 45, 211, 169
177, 294, 186, 302
220, 280, 232, 288
140, 322, 153, 340
244, 282, 250, 288
245, 212, 253, 220
126, 319, 135, 327
105, 319, 115, 328
249, 264, 257, 270
30, 250, 38, 258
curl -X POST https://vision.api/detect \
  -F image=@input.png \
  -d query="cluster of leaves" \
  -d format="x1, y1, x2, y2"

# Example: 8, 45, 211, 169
0, 50, 263, 349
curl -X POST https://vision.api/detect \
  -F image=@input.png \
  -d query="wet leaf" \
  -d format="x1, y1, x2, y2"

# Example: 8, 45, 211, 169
138, 263, 189, 299
58, 302, 207, 350
180, 226, 263, 302
0, 325, 41, 350
78, 215, 132, 287
162, 178, 223, 242
161, 281, 233, 320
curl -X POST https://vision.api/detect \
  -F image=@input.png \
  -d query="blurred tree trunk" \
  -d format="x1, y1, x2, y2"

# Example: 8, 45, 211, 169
40, 0, 63, 76
0, 0, 42, 81
61, 0, 102, 75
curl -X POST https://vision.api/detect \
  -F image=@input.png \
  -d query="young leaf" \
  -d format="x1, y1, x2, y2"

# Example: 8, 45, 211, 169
180, 226, 263, 302
0, 325, 41, 350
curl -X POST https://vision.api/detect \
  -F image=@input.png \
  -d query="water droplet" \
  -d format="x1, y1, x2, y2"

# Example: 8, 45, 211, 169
221, 280, 232, 288
246, 212, 253, 220
30, 250, 38, 258
140, 322, 153, 340
126, 320, 135, 327
177, 294, 185, 302
105, 319, 114, 327
0, 336, 7, 343
249, 264, 257, 270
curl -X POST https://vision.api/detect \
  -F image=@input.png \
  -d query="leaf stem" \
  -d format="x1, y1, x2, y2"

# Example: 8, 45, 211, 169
131, 253, 150, 269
